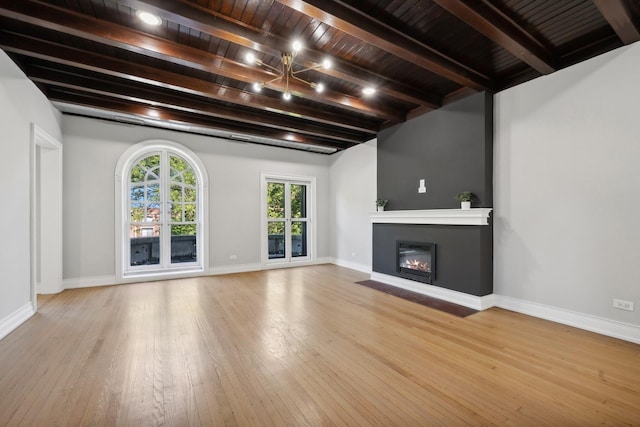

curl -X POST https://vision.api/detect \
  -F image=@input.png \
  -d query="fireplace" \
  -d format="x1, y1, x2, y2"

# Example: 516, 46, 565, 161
397, 240, 435, 284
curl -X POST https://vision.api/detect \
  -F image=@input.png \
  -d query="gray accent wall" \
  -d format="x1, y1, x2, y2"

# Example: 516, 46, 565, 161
377, 92, 493, 209
374, 92, 493, 296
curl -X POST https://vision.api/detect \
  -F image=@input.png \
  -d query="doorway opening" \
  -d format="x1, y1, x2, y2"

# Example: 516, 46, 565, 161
30, 124, 63, 304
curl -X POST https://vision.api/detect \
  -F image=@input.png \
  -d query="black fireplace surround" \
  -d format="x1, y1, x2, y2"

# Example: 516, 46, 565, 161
397, 240, 435, 284
372, 223, 493, 296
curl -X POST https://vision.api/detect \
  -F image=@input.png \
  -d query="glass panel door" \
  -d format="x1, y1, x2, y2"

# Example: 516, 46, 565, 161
129, 154, 161, 267
267, 182, 286, 259
266, 179, 310, 262
290, 184, 308, 258
126, 151, 200, 273
168, 155, 198, 265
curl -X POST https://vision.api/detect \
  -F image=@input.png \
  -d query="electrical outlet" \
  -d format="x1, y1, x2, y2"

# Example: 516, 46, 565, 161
229, 254, 237, 260
613, 299, 634, 311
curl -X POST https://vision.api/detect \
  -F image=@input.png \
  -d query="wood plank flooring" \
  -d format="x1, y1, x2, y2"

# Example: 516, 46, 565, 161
1, 265, 639, 426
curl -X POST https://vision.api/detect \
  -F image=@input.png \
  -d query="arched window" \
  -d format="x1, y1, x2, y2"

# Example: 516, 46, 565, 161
115, 140, 208, 280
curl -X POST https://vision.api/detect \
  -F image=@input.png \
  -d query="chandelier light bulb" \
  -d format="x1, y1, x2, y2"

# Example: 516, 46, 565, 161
315, 82, 325, 93
362, 86, 376, 96
322, 58, 332, 69
283, 91, 292, 101
136, 11, 162, 26
245, 52, 256, 64
292, 40, 302, 52
252, 82, 262, 92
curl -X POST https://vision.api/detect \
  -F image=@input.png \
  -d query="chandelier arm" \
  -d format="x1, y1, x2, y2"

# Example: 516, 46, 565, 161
262, 75, 284, 86
252, 59, 282, 74
291, 74, 315, 87
291, 64, 322, 75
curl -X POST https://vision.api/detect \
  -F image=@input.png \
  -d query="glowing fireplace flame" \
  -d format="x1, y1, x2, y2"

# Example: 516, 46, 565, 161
403, 259, 429, 272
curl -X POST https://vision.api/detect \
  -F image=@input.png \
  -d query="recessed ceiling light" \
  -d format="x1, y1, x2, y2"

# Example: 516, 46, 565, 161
136, 11, 162, 26
362, 87, 376, 96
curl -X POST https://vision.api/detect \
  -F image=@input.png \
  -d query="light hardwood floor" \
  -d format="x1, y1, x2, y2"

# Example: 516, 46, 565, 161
1, 265, 639, 426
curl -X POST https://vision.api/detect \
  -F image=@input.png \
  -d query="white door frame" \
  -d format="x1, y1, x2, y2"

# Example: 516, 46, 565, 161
30, 124, 63, 304
260, 173, 316, 267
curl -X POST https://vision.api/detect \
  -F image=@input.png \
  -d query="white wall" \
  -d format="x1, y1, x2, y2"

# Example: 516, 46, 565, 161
62, 116, 332, 283
494, 42, 640, 329
0, 50, 62, 338
329, 139, 377, 272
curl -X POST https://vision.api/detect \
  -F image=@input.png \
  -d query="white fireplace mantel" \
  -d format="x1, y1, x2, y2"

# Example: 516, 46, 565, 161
370, 208, 492, 226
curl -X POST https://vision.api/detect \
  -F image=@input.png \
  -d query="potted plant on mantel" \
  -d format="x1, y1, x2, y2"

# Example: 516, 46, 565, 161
455, 191, 474, 209
375, 199, 388, 212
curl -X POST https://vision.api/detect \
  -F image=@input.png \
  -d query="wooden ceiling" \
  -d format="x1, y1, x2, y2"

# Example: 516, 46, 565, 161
1, 0, 639, 153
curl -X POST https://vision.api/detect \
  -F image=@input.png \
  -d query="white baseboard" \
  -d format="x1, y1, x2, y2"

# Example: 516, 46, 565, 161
369, 272, 495, 311
209, 263, 263, 275
63, 275, 117, 290
0, 303, 35, 341
258, 257, 336, 271
65, 270, 215, 287
333, 258, 372, 274
494, 295, 640, 345
38, 282, 65, 294
60, 258, 335, 290
364, 272, 639, 344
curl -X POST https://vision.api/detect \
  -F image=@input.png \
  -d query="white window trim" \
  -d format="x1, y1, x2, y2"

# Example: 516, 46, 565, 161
260, 172, 317, 268
115, 140, 209, 282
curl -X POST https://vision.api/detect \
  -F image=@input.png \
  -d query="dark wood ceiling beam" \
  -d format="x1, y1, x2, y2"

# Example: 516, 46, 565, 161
48, 89, 352, 151
0, 0, 401, 122
26, 65, 369, 144
592, 0, 640, 44
28, 66, 369, 144
115, 0, 441, 108
275, 0, 494, 91
432, 0, 556, 74
0, 32, 379, 134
